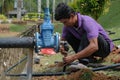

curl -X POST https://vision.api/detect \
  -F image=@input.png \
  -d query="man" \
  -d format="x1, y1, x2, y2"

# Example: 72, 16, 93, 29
55, 3, 114, 65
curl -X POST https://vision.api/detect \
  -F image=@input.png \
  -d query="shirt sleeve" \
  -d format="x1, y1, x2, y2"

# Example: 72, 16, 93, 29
83, 16, 99, 40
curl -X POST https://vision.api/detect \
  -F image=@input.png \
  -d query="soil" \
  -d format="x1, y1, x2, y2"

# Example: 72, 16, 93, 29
104, 51, 120, 63
0, 24, 19, 37
33, 69, 120, 80
0, 32, 19, 37
32, 52, 120, 80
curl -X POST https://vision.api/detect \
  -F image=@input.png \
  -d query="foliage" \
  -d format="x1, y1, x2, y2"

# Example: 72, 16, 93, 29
53, 22, 63, 33
22, 12, 55, 21
1, 0, 14, 14
69, 0, 111, 20
24, 0, 37, 12
0, 14, 7, 20
0, 0, 71, 15
27, 0, 72, 13
80, 71, 93, 80
22, 13, 45, 21
0, 2, 2, 6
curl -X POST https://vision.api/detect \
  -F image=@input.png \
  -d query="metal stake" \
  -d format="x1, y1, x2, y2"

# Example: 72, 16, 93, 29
27, 49, 33, 80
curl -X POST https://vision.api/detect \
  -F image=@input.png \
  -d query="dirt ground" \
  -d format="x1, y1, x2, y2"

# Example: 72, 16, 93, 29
0, 24, 19, 37
0, 32, 19, 37
32, 52, 120, 80
33, 69, 120, 80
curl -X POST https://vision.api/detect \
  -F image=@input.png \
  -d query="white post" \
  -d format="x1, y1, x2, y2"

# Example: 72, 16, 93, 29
38, 0, 41, 19
52, 0, 55, 22
46, 0, 49, 8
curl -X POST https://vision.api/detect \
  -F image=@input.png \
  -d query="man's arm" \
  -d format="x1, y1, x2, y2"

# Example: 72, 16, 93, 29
63, 37, 98, 64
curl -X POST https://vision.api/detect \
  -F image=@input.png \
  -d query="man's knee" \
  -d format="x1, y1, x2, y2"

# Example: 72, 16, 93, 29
93, 34, 110, 58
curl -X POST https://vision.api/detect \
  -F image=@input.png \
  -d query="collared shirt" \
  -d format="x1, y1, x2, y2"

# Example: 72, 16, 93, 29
62, 13, 114, 51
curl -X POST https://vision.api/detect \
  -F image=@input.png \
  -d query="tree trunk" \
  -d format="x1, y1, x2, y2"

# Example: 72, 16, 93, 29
17, 0, 22, 20
46, 0, 49, 8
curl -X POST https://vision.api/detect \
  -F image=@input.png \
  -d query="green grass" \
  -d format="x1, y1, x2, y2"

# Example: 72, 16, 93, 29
98, 0, 120, 46
107, 27, 120, 46
53, 22, 63, 33
98, 0, 120, 29
10, 24, 27, 32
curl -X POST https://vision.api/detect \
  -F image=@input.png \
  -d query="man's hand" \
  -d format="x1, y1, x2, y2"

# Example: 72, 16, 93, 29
63, 54, 77, 64
60, 46, 68, 57
60, 43, 68, 56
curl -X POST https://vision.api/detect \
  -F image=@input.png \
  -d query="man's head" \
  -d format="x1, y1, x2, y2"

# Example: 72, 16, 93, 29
55, 3, 77, 27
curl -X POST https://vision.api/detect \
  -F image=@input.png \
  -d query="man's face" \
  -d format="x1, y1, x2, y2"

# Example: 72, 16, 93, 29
60, 14, 75, 27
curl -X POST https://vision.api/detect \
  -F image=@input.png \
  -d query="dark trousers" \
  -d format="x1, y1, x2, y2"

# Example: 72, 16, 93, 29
65, 33, 110, 62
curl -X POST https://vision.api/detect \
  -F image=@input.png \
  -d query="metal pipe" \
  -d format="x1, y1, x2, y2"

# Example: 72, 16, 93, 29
27, 49, 33, 80
0, 37, 34, 48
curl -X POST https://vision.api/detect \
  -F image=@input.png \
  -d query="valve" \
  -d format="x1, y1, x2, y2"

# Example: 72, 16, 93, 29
35, 8, 60, 53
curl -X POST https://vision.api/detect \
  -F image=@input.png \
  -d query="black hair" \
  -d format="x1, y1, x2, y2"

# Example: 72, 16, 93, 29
55, 3, 75, 21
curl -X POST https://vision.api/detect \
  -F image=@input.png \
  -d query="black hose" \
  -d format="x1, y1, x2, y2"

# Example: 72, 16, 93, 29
0, 37, 34, 48
112, 38, 120, 42
3, 63, 120, 77
5, 56, 27, 73
5, 72, 71, 77
92, 63, 120, 71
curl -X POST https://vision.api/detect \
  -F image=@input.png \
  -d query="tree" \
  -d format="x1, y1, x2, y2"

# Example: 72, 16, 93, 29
23, 0, 37, 12
17, 0, 22, 20
69, 0, 111, 20
1, 0, 14, 15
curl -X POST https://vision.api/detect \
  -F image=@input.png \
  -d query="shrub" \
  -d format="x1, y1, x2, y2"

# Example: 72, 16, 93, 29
22, 13, 45, 21
0, 14, 7, 21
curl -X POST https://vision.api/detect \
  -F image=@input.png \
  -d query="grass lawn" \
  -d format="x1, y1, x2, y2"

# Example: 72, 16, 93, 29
98, 0, 120, 29
9, 24, 27, 32
53, 22, 63, 33
98, 0, 120, 46
0, 23, 31, 37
